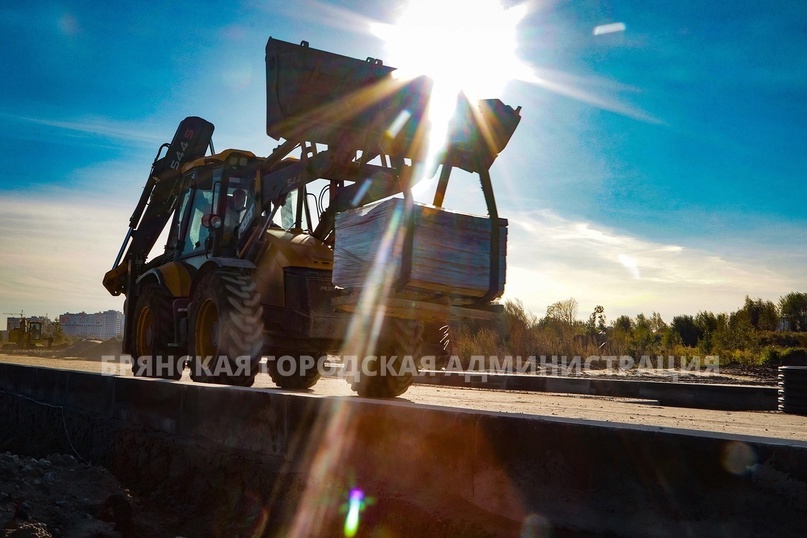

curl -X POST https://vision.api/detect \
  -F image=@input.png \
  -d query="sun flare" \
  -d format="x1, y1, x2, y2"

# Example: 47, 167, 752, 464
372, 0, 529, 171
374, 0, 528, 99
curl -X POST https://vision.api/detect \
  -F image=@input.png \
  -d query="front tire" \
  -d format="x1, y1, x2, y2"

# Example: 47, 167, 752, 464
188, 269, 263, 387
131, 284, 183, 380
351, 318, 423, 398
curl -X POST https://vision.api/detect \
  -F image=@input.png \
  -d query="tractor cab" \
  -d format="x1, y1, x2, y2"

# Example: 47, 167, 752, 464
171, 150, 260, 262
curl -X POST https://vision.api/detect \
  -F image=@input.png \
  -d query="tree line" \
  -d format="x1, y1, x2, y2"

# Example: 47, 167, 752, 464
453, 292, 807, 367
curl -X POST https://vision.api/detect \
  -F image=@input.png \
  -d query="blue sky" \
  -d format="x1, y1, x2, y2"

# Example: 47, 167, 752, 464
1, 0, 805, 330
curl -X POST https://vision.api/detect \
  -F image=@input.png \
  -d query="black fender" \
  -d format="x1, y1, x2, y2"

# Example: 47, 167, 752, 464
190, 258, 257, 297
135, 262, 197, 298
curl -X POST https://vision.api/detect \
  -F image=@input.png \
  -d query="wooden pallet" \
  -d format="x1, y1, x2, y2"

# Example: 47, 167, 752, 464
331, 294, 501, 323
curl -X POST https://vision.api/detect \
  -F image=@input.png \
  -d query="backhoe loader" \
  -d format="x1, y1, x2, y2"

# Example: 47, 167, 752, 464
103, 38, 520, 397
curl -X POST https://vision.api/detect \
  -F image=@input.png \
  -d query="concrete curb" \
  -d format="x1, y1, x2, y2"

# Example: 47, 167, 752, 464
414, 371, 778, 411
0, 362, 805, 537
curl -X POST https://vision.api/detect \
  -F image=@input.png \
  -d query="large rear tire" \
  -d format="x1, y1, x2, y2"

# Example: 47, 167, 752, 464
132, 284, 183, 380
351, 318, 423, 398
188, 269, 263, 387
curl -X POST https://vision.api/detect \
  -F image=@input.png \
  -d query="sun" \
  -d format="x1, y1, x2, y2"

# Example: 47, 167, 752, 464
374, 0, 527, 99
372, 0, 529, 165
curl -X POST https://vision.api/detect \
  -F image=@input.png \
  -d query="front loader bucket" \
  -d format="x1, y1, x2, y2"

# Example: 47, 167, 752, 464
443, 96, 522, 173
265, 38, 432, 157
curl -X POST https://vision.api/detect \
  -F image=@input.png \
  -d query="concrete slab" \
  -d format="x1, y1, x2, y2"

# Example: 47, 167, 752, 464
415, 371, 778, 410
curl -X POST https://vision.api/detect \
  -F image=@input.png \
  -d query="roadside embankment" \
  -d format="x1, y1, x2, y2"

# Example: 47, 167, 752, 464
1, 362, 806, 537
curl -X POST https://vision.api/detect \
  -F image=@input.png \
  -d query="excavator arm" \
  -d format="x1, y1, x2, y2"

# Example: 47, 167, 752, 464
103, 116, 214, 296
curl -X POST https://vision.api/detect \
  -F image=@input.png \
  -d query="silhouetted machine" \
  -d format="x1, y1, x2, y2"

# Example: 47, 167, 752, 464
104, 38, 520, 397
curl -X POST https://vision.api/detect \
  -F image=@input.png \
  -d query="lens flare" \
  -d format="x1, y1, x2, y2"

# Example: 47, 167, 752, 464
373, 0, 531, 187
721, 441, 757, 475
373, 0, 528, 100
340, 200, 405, 374
344, 488, 366, 537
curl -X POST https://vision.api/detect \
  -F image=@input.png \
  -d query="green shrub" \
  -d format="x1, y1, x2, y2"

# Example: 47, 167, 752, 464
761, 347, 780, 365
454, 327, 500, 369
757, 331, 807, 348
779, 347, 807, 366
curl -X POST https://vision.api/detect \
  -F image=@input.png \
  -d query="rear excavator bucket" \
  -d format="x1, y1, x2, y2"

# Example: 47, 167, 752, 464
265, 37, 521, 172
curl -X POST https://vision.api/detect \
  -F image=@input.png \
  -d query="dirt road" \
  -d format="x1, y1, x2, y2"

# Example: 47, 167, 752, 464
2, 353, 805, 443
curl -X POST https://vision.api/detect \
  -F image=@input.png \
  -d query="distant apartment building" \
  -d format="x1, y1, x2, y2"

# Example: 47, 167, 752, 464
59, 310, 124, 339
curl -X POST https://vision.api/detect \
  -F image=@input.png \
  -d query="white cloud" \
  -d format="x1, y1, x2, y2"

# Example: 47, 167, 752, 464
503, 210, 802, 321
593, 22, 626, 36
0, 191, 128, 327
0, 111, 168, 148
618, 254, 640, 279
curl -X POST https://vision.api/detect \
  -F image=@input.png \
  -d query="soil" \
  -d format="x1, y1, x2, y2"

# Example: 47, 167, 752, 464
0, 452, 172, 538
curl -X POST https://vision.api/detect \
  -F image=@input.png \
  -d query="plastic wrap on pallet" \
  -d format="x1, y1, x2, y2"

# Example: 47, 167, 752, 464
333, 198, 507, 298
